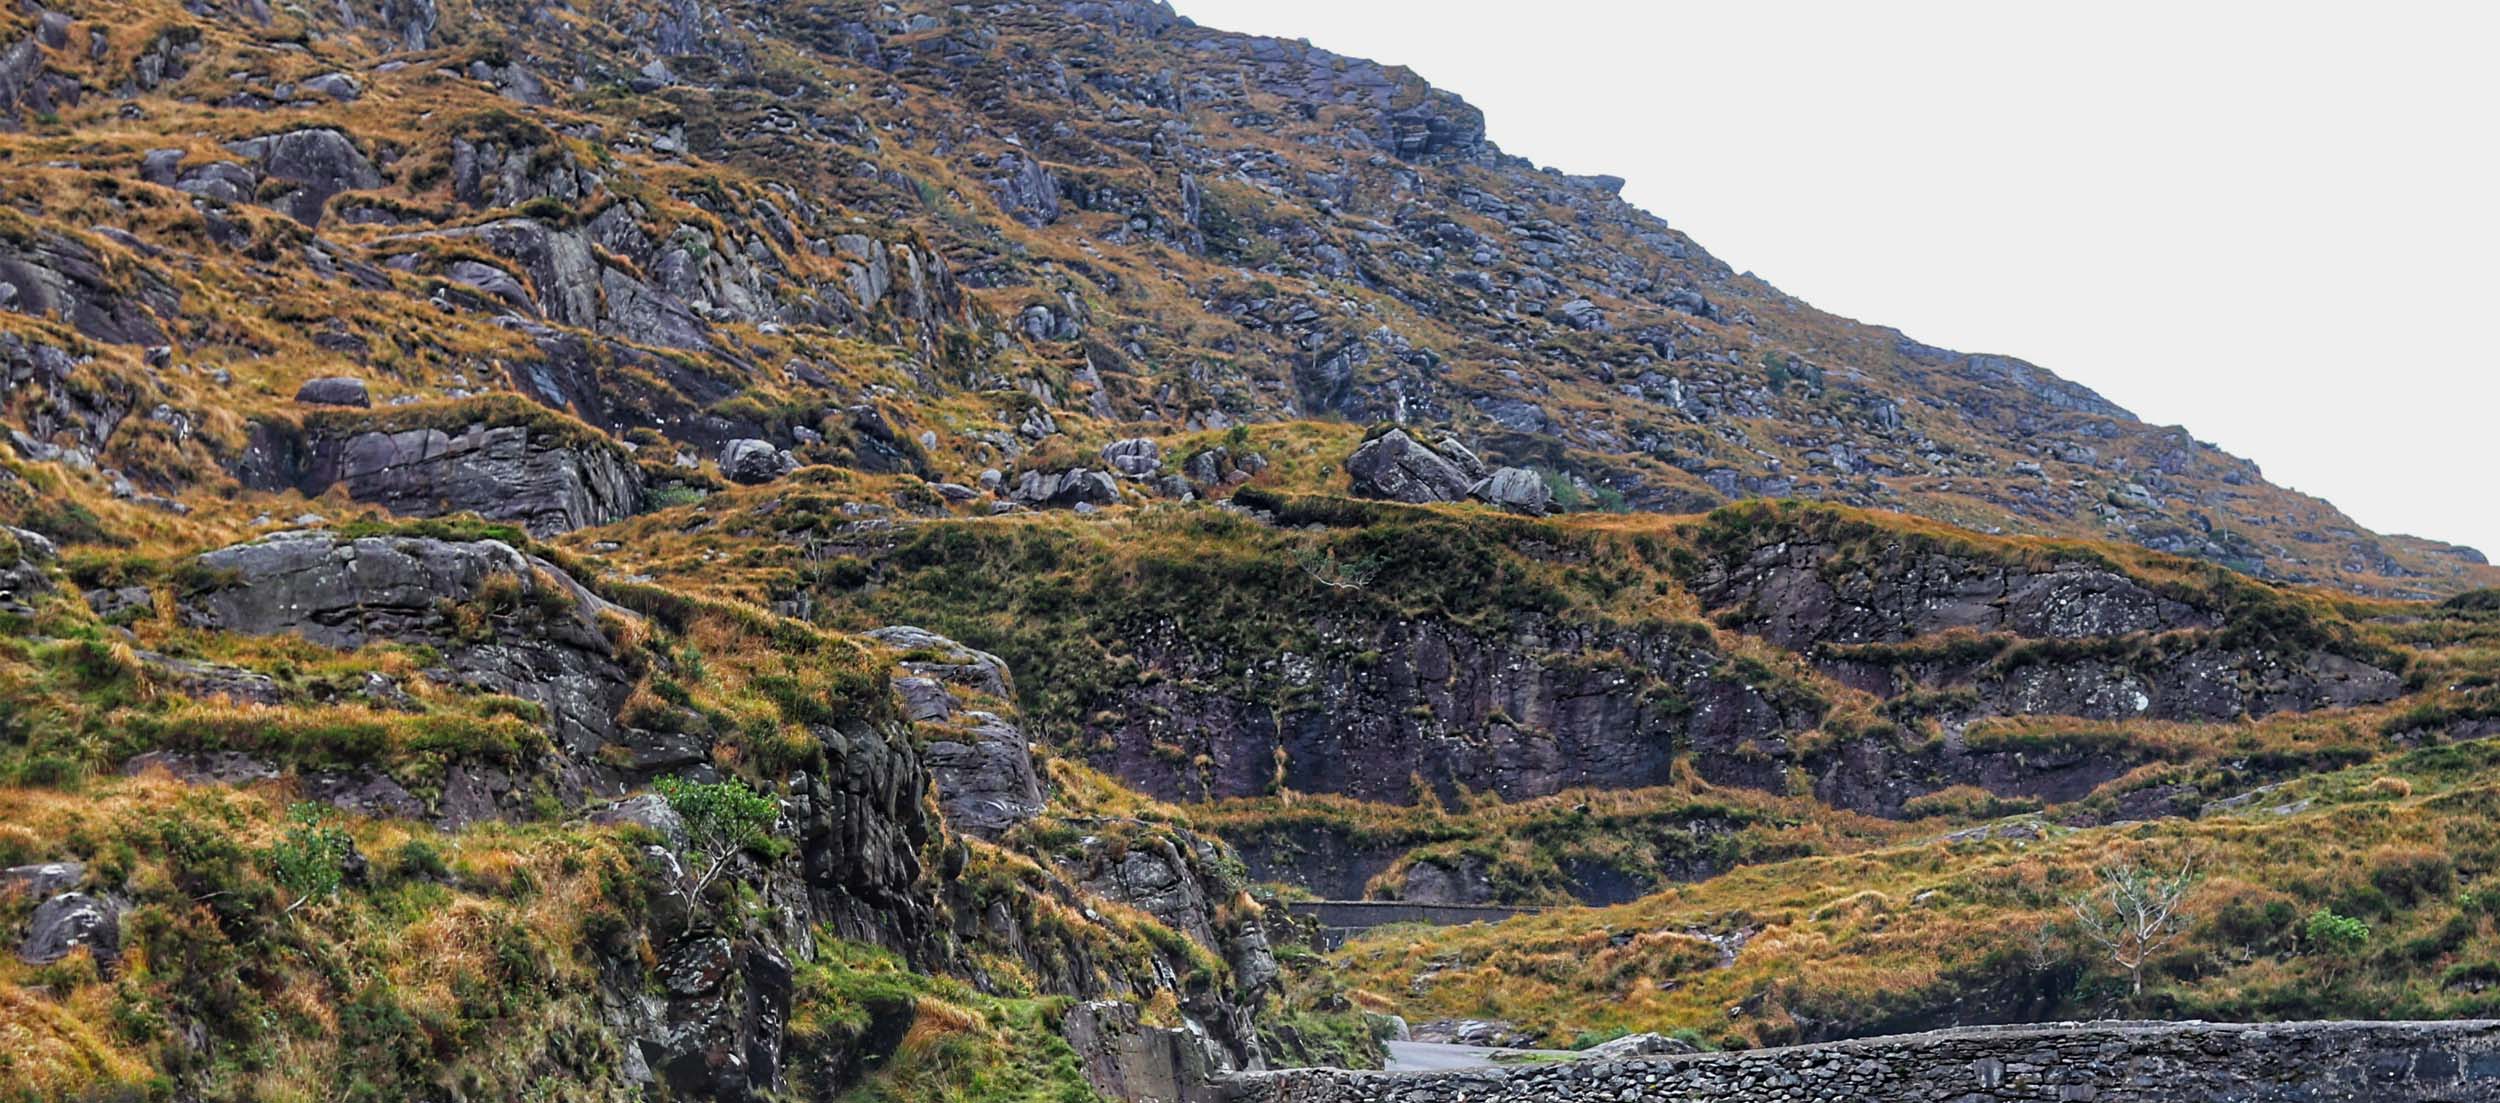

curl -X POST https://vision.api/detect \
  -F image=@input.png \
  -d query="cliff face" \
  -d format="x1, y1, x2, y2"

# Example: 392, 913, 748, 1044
1087, 615, 1815, 806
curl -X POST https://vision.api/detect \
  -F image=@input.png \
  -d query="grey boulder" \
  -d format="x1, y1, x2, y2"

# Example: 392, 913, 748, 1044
1100, 438, 1162, 479
866, 626, 1012, 699
299, 72, 361, 102
1470, 466, 1553, 515
19, 892, 120, 967
1345, 429, 1481, 504
294, 376, 371, 408
718, 438, 797, 484
1011, 467, 1119, 510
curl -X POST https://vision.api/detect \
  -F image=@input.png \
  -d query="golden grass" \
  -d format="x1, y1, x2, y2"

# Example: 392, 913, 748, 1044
1330, 740, 2500, 1047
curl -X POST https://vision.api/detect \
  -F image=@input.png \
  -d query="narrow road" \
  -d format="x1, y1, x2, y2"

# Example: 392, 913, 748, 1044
1383, 1041, 1577, 1072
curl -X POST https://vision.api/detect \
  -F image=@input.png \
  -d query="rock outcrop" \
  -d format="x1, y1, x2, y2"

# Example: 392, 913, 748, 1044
1012, 467, 1121, 510
19, 889, 122, 969
226, 128, 382, 226
921, 711, 1045, 839
1688, 507, 2407, 726
1087, 616, 1816, 805
240, 409, 642, 537
0, 524, 55, 618
293, 376, 371, 408
1345, 430, 1484, 505
176, 531, 641, 806
719, 439, 798, 485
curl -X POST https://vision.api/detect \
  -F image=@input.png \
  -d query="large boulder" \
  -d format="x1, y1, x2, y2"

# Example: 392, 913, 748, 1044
294, 376, 371, 408
1180, 446, 1267, 490
1010, 467, 1120, 510
1469, 466, 1553, 515
1100, 438, 1162, 479
718, 438, 797, 485
226, 129, 382, 226
19, 891, 120, 967
1344, 429, 1480, 504
292, 417, 641, 537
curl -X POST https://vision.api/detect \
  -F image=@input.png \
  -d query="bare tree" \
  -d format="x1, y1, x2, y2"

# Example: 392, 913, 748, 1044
2069, 856, 2199, 998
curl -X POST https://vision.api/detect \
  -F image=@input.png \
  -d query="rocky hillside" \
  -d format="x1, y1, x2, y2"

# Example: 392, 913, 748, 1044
3, 0, 2499, 1099
0, 0, 2486, 598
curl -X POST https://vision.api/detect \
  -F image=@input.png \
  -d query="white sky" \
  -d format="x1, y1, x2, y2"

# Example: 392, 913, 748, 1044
1172, 0, 2500, 558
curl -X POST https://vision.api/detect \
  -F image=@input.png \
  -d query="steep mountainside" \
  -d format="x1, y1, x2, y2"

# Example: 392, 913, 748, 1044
2, 1, 2499, 1100
0, 0, 2486, 597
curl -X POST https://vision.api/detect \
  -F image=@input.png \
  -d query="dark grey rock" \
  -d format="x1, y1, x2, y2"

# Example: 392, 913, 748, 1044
986, 152, 1062, 227
299, 72, 361, 101
290, 421, 641, 537
294, 376, 371, 408
1011, 467, 1119, 510
1395, 856, 1495, 905
225, 129, 381, 226
84, 584, 154, 621
1553, 297, 1608, 331
923, 712, 1044, 839
1345, 430, 1474, 504
718, 438, 796, 484
1, 861, 83, 899
20, 892, 120, 967
893, 675, 956, 722
176, 532, 638, 803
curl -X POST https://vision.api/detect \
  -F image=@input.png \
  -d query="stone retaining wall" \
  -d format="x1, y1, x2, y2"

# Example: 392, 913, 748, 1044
1224, 1020, 2500, 1103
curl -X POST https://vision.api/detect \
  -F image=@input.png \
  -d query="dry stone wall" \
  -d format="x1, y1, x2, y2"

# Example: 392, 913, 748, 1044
1224, 1020, 2500, 1103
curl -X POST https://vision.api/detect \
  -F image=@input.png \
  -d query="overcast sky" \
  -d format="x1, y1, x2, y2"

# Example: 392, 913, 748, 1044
1173, 0, 2500, 558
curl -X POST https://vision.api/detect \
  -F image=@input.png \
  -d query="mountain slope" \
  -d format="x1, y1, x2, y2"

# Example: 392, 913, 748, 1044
0, 0, 2484, 598
1, 1, 2498, 1100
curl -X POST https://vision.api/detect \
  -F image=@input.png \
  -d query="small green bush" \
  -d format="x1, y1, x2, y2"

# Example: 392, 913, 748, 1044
2305, 909, 2370, 956
267, 803, 354, 913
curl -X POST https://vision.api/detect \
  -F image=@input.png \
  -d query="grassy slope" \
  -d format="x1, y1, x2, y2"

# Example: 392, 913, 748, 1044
1329, 736, 2500, 1049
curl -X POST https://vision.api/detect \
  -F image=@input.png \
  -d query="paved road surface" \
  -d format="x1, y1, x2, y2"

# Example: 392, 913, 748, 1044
1383, 1041, 1577, 1072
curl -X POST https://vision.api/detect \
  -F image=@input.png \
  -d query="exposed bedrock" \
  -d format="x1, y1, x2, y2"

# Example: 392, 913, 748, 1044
1085, 616, 1819, 806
